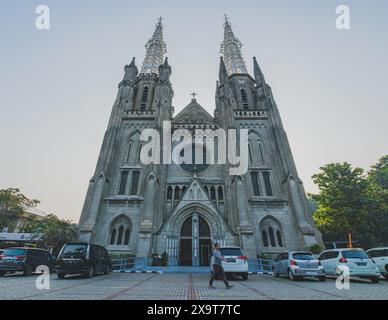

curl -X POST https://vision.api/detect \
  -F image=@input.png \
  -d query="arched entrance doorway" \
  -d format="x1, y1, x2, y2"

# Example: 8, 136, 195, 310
179, 213, 212, 266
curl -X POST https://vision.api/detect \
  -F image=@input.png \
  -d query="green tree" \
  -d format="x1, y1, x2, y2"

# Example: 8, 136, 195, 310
309, 162, 370, 246
25, 214, 77, 255
363, 156, 388, 246
0, 188, 40, 231
369, 155, 388, 189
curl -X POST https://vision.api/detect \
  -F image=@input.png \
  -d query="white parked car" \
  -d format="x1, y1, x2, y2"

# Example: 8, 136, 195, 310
366, 247, 388, 279
210, 246, 249, 280
318, 248, 381, 283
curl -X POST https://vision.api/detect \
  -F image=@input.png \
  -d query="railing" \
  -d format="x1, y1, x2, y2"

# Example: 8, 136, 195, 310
112, 257, 274, 273
248, 258, 274, 273
111, 257, 152, 271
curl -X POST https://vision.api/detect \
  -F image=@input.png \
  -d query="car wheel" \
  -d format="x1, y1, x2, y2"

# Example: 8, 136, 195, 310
383, 274, 388, 280
0, 271, 6, 277
272, 268, 279, 277
288, 269, 297, 281
57, 273, 66, 279
242, 273, 248, 281
86, 266, 95, 278
318, 276, 326, 282
370, 277, 380, 283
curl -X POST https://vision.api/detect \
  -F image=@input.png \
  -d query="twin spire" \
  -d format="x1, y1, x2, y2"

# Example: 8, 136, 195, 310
140, 17, 167, 75
139, 16, 249, 77
220, 15, 248, 76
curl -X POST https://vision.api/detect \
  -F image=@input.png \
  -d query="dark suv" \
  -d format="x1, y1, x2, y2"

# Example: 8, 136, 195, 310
55, 243, 111, 279
0, 247, 56, 276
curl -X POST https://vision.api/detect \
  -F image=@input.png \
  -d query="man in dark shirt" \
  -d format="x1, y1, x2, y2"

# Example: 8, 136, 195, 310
209, 243, 233, 289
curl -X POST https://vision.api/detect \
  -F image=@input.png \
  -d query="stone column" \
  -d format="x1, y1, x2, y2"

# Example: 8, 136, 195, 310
235, 176, 256, 259
79, 174, 105, 242
137, 174, 157, 258
192, 213, 199, 267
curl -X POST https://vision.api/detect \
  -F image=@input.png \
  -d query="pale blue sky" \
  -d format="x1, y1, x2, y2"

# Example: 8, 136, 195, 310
1, 1, 387, 221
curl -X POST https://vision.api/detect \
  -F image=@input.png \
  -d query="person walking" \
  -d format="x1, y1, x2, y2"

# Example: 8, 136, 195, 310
209, 243, 233, 289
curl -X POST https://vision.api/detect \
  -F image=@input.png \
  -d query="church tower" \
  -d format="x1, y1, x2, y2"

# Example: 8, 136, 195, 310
78, 17, 322, 263
215, 17, 321, 258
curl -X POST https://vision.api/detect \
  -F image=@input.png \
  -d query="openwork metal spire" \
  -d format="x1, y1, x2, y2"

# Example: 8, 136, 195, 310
220, 15, 248, 76
140, 17, 167, 75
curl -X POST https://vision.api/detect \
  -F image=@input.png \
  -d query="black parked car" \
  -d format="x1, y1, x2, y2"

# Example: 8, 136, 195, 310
0, 247, 56, 276
55, 243, 111, 279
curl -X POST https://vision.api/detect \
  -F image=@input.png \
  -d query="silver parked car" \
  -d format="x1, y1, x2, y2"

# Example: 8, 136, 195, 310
272, 251, 326, 281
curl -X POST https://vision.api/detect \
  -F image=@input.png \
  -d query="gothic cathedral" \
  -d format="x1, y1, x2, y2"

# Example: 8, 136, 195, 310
78, 18, 322, 265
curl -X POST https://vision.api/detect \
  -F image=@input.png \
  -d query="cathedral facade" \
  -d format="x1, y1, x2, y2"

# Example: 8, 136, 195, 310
78, 18, 322, 265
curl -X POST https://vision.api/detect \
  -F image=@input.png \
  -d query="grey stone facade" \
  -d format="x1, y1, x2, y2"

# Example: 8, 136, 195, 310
78, 19, 322, 265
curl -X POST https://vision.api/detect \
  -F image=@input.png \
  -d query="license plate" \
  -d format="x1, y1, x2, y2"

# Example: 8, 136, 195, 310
226, 258, 236, 262
306, 271, 316, 275
356, 262, 367, 266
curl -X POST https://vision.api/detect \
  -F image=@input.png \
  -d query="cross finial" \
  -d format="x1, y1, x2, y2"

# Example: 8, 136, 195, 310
190, 92, 197, 100
224, 14, 230, 24
158, 16, 164, 25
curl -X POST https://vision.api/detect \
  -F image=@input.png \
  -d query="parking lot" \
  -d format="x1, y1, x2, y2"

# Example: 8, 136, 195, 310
0, 272, 387, 300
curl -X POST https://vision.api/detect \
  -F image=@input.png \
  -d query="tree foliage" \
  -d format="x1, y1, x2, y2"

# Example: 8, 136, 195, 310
24, 214, 77, 255
0, 188, 40, 230
310, 157, 388, 248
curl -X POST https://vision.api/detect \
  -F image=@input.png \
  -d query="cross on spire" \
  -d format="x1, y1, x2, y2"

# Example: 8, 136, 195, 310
158, 16, 164, 25
190, 92, 197, 100
224, 14, 230, 24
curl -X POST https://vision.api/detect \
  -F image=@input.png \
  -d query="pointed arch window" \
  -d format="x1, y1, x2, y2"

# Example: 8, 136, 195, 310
218, 186, 224, 201
250, 171, 261, 196
167, 186, 173, 200
118, 171, 128, 195
130, 171, 140, 195
268, 227, 276, 247
263, 172, 273, 196
276, 230, 283, 247
210, 186, 216, 200
124, 229, 130, 245
109, 216, 132, 246
110, 228, 116, 245
262, 230, 269, 247
241, 89, 247, 102
204, 186, 209, 195
174, 186, 180, 200
117, 225, 124, 245
141, 87, 149, 103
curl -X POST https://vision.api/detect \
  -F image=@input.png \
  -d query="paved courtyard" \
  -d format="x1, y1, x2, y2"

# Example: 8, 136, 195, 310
0, 272, 387, 300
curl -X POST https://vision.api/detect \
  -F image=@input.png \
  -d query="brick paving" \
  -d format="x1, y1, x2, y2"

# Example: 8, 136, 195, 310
0, 272, 387, 300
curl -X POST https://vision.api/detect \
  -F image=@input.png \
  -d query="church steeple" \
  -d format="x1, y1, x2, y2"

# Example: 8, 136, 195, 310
220, 15, 248, 76
140, 17, 167, 75
253, 56, 270, 98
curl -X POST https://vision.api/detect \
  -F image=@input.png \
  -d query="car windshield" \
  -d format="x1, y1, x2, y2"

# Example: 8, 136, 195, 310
220, 248, 244, 256
60, 244, 87, 259
343, 250, 369, 259
368, 249, 388, 258
3, 249, 26, 256
292, 253, 315, 260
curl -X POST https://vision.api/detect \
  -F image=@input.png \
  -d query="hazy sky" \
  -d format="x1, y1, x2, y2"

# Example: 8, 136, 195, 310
1, 1, 387, 222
